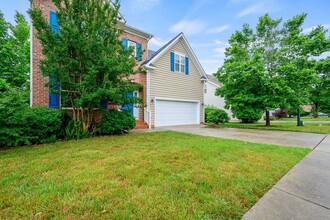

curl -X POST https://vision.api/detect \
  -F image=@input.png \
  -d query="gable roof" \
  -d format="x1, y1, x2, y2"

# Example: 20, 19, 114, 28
142, 32, 207, 78
207, 74, 220, 87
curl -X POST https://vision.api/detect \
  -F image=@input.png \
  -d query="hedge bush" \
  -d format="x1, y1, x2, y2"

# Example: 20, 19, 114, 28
97, 109, 136, 135
205, 106, 230, 124
0, 107, 64, 147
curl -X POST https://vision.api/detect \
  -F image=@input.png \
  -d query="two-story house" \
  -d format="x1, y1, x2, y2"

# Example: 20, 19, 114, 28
31, 1, 207, 128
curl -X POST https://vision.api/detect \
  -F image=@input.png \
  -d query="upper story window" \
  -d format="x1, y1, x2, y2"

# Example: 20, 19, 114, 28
170, 51, 189, 75
175, 53, 185, 73
204, 83, 207, 94
122, 38, 142, 61
128, 40, 137, 57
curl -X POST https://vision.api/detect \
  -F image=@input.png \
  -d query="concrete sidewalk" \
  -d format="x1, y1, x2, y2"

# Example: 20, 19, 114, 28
242, 135, 330, 220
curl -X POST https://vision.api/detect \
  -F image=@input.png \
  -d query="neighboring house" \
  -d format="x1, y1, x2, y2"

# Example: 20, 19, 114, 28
204, 74, 232, 118
31, 1, 206, 128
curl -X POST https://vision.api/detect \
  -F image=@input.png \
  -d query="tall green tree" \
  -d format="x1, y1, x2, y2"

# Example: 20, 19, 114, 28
215, 24, 265, 123
0, 10, 11, 92
29, 0, 140, 133
279, 14, 330, 124
311, 56, 330, 115
255, 14, 285, 126
0, 11, 30, 94
216, 13, 330, 125
8, 12, 30, 88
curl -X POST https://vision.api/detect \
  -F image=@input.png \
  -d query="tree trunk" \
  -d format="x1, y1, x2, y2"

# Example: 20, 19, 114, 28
313, 102, 319, 118
265, 110, 271, 126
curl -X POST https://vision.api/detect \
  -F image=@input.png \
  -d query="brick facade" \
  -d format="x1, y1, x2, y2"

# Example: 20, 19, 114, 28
31, 0, 150, 119
31, 0, 57, 107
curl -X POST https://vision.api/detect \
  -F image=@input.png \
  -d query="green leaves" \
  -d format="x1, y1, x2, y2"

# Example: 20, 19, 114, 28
215, 13, 330, 123
29, 0, 140, 132
0, 11, 29, 93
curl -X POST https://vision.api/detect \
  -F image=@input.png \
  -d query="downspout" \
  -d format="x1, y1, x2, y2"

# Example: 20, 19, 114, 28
146, 71, 151, 129
30, 18, 33, 107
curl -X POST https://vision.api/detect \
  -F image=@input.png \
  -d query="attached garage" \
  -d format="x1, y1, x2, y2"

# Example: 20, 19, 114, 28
155, 99, 200, 127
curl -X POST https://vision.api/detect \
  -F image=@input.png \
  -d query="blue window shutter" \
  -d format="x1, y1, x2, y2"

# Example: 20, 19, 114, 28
101, 101, 108, 110
136, 42, 142, 61
185, 57, 189, 75
50, 11, 59, 33
49, 78, 60, 108
170, 52, 174, 72
122, 38, 128, 50
122, 92, 134, 116
48, 12, 60, 108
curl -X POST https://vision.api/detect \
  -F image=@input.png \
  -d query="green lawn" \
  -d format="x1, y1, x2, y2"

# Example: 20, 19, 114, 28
0, 131, 310, 219
277, 116, 330, 121
212, 122, 330, 134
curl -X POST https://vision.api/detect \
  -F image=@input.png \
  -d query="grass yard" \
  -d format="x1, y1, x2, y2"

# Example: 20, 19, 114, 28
278, 116, 330, 121
213, 122, 330, 134
0, 131, 310, 219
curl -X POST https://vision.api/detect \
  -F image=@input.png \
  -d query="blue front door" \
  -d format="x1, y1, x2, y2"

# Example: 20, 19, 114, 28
123, 92, 134, 116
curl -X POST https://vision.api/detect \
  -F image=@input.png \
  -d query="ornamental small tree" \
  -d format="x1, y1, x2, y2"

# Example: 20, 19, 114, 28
29, 0, 140, 133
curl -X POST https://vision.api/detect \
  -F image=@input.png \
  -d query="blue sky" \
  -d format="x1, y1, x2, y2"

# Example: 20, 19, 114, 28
1, 0, 330, 74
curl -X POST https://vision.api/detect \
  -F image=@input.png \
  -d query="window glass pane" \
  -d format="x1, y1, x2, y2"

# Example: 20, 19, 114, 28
180, 64, 185, 73
61, 91, 71, 108
175, 63, 180, 72
128, 40, 136, 57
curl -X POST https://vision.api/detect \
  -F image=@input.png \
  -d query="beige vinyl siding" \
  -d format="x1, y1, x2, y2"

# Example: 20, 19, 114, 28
149, 39, 204, 126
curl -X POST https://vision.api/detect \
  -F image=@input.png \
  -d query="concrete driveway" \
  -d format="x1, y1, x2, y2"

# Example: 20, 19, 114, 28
152, 125, 330, 219
157, 125, 326, 149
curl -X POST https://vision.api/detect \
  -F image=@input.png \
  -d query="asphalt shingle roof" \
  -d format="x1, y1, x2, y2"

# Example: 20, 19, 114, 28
207, 74, 220, 86
142, 32, 183, 66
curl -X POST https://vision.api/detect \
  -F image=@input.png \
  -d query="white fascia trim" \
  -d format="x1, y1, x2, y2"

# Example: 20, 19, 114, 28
207, 80, 220, 88
155, 97, 201, 103
143, 64, 156, 70
144, 33, 183, 66
124, 29, 152, 41
144, 33, 208, 79
180, 34, 207, 78
30, 20, 33, 107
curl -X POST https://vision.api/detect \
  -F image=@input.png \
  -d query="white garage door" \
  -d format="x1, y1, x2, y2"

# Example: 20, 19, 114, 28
155, 99, 199, 127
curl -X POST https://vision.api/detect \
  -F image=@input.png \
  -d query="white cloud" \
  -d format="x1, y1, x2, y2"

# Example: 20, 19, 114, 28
214, 47, 226, 58
303, 24, 330, 33
207, 25, 230, 34
169, 19, 206, 35
214, 39, 227, 46
200, 59, 223, 74
237, 3, 266, 18
190, 43, 213, 47
128, 0, 161, 11
149, 37, 166, 47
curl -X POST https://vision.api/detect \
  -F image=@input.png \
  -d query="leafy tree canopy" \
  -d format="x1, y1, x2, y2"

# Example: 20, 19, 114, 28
29, 0, 141, 132
215, 13, 330, 124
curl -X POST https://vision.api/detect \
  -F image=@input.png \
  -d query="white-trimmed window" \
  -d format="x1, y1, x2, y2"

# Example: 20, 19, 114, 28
204, 84, 207, 93
174, 53, 185, 73
128, 40, 137, 57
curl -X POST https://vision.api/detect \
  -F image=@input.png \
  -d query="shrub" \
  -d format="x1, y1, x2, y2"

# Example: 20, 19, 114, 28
272, 108, 288, 118
97, 109, 136, 135
205, 106, 230, 124
233, 108, 262, 123
0, 89, 65, 147
0, 107, 64, 147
